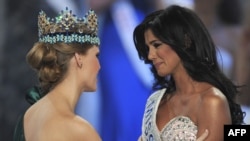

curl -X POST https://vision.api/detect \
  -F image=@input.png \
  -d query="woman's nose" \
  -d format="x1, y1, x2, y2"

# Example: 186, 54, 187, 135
148, 47, 156, 60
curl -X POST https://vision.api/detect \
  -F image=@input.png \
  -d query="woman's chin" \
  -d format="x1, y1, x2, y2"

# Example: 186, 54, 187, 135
157, 71, 167, 77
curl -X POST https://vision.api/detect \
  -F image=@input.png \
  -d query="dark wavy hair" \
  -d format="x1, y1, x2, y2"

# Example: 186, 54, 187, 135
133, 5, 245, 125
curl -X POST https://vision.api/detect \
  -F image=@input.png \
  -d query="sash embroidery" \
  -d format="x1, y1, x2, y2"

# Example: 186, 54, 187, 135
142, 89, 166, 141
144, 99, 155, 139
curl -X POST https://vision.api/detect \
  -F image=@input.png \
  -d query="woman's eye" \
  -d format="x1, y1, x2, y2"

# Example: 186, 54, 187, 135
153, 43, 162, 48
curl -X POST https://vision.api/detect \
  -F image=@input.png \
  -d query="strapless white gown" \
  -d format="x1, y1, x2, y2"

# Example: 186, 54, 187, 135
141, 88, 197, 141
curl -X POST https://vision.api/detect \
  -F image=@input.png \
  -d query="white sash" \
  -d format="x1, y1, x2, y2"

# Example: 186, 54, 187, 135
141, 89, 166, 141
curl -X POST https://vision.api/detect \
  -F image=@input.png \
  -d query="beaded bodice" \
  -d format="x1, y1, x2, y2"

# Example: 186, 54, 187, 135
160, 116, 197, 140
141, 88, 197, 141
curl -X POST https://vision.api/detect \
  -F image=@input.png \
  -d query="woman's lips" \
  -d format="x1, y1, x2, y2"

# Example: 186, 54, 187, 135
154, 62, 163, 69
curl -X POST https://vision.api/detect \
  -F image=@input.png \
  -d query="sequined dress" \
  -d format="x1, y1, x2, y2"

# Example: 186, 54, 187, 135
141, 88, 198, 141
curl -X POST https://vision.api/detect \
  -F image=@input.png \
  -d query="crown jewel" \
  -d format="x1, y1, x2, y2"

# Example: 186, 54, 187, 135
38, 7, 100, 45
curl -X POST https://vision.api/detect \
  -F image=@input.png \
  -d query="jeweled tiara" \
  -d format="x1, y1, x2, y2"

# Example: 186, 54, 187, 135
38, 7, 100, 45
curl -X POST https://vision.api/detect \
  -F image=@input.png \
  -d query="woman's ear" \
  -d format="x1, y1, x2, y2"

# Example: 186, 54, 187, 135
74, 53, 83, 68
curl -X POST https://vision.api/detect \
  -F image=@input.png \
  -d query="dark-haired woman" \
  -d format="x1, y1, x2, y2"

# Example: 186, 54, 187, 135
134, 5, 245, 141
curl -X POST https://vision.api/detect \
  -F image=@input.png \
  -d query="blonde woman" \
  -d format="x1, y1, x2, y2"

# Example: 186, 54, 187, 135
13, 7, 101, 141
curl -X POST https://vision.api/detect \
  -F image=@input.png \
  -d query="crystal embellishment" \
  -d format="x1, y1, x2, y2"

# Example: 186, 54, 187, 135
38, 7, 100, 45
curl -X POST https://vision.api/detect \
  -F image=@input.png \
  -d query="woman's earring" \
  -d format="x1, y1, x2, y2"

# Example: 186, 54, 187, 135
79, 63, 82, 68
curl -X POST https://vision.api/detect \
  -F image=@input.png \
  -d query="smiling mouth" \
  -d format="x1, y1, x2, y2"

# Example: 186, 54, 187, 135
154, 62, 162, 69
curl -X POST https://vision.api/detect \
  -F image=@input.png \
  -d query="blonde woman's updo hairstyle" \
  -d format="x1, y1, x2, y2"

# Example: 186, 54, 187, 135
26, 43, 93, 95
27, 7, 100, 95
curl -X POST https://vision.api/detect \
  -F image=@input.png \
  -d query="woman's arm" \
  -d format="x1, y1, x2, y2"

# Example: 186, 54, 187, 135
197, 88, 231, 141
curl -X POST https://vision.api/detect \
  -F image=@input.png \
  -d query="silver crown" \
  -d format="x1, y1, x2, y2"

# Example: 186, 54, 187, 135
38, 7, 100, 45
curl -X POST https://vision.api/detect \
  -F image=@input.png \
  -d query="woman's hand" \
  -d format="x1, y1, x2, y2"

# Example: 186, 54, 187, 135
196, 129, 209, 141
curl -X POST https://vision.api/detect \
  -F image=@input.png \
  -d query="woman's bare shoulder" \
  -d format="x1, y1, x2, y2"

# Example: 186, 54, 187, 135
196, 87, 231, 141
200, 87, 229, 108
65, 115, 102, 141
39, 115, 102, 141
